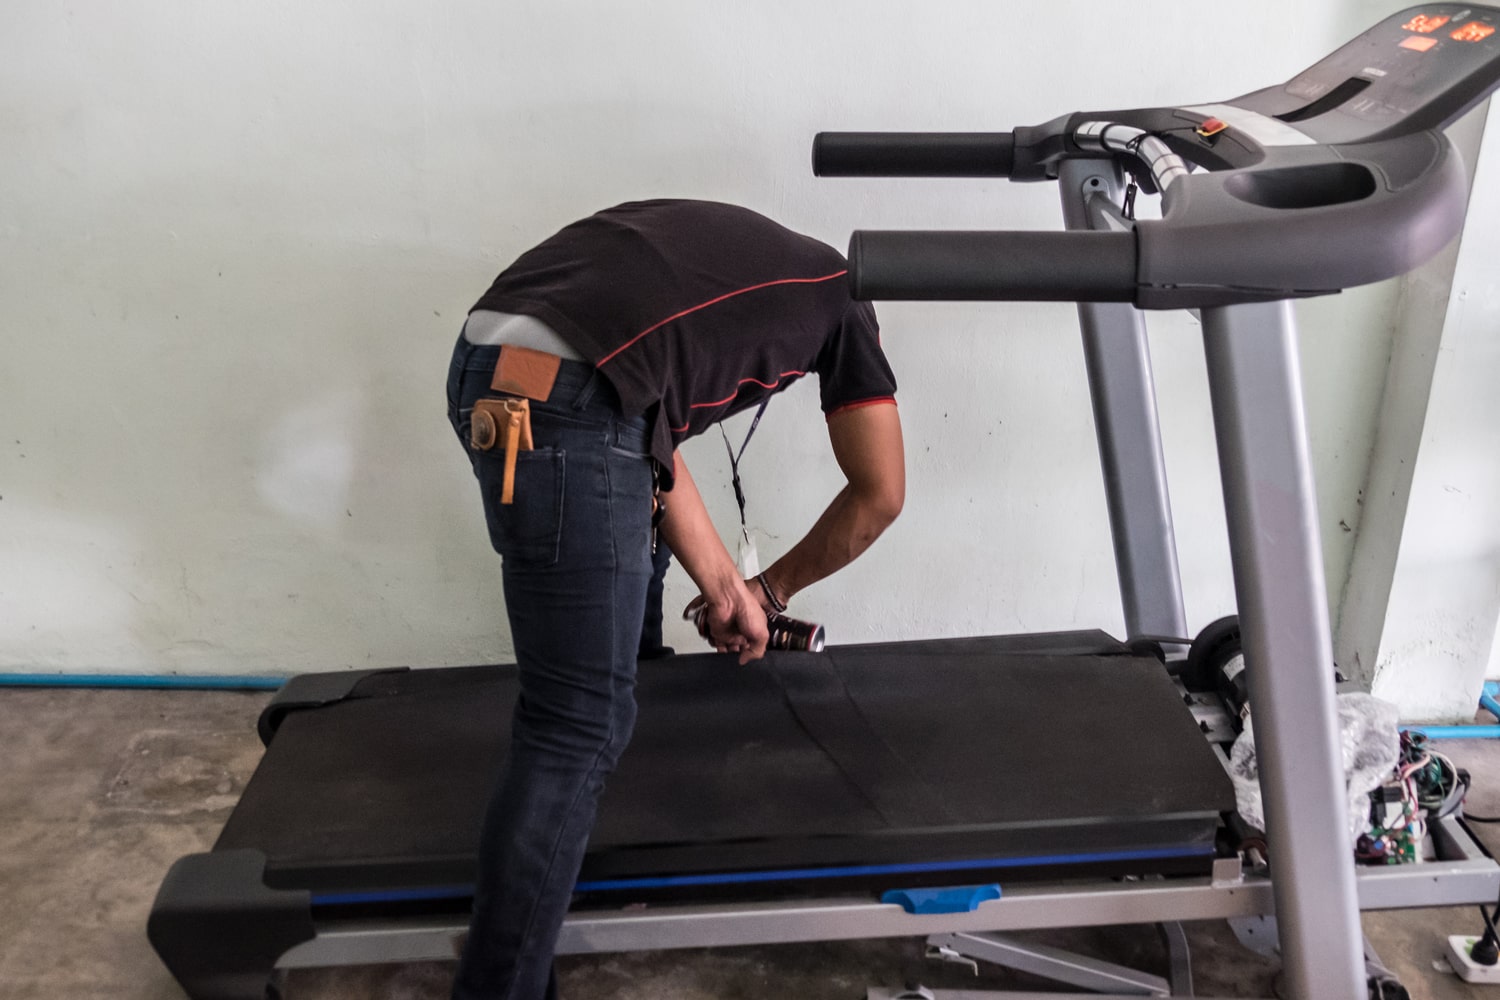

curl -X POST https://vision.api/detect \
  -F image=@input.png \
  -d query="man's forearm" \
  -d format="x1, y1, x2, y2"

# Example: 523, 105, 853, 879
657, 453, 749, 606
759, 402, 905, 608
763, 485, 899, 604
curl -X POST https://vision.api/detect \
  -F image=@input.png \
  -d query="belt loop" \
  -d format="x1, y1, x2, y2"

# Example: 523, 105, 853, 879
452, 331, 476, 368
571, 369, 601, 411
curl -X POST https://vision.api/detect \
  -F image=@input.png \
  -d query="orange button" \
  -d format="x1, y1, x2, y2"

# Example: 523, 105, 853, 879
1196, 117, 1229, 137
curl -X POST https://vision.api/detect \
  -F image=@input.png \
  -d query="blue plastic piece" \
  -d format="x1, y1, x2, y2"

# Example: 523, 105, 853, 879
881, 883, 1001, 915
1479, 681, 1500, 726
0, 673, 285, 691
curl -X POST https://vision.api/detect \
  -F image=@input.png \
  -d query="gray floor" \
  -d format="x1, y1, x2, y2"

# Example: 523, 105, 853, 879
3, 686, 1500, 1000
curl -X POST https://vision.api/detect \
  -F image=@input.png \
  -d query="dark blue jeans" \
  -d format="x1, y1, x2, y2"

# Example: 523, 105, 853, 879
446, 337, 655, 1000
639, 538, 674, 660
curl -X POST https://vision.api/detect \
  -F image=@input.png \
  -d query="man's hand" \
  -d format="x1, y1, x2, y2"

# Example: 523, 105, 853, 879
685, 570, 786, 620
688, 578, 769, 665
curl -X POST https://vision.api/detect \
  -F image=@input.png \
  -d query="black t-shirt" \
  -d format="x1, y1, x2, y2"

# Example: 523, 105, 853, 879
470, 200, 897, 486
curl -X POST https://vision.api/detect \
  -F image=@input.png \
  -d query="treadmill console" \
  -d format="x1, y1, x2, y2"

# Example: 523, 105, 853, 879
815, 4, 1500, 306
1233, 4, 1500, 143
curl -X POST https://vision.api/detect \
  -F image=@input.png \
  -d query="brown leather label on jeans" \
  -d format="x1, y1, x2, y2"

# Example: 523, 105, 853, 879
491, 345, 561, 401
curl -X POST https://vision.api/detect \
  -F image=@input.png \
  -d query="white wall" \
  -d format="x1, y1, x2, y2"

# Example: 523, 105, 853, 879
0, 0, 1470, 675
1371, 97, 1500, 720
1334, 101, 1488, 698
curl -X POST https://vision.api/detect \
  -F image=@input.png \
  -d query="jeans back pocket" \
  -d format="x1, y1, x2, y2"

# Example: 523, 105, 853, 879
475, 448, 566, 567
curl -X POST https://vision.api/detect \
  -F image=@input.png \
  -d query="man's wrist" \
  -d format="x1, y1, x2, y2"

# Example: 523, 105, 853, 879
708, 567, 751, 609
757, 570, 789, 613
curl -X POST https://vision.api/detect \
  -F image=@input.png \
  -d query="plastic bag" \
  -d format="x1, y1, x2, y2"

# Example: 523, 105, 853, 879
1228, 692, 1401, 846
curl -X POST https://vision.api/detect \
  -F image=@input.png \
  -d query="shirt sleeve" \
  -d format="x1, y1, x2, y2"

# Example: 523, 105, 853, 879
816, 299, 898, 416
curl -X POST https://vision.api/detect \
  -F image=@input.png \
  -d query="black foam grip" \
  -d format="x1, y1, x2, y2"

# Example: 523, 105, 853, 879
848, 230, 1138, 302
813, 132, 1016, 177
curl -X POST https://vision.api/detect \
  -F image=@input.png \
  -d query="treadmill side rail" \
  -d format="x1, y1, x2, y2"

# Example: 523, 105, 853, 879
273, 822, 1499, 971
148, 849, 315, 1000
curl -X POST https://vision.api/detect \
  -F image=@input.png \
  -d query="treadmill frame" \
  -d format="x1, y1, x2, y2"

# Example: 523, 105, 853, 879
1064, 159, 1367, 997
253, 162, 1500, 996
271, 817, 1496, 969
149, 276, 1500, 997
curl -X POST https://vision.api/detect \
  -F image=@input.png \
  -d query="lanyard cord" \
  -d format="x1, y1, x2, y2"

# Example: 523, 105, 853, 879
718, 397, 772, 548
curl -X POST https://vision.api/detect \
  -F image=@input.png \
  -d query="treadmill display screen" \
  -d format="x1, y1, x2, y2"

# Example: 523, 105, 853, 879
1403, 13, 1451, 32
1281, 4, 1500, 134
1453, 20, 1497, 40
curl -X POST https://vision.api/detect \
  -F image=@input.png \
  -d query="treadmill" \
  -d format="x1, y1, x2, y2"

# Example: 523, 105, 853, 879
150, 7, 1500, 999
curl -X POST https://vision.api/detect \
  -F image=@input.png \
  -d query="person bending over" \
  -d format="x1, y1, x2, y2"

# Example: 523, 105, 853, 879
444, 199, 905, 1000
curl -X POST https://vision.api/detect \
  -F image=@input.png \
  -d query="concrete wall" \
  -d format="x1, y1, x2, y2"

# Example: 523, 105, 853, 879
0, 0, 1480, 678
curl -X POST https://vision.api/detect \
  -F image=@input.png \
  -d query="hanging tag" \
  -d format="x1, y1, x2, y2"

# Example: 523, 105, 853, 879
738, 532, 760, 579
720, 401, 771, 582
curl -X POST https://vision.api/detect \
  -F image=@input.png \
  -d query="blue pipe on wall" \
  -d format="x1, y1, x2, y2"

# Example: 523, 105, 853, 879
1404, 681, 1500, 740
1408, 724, 1500, 740
0, 674, 285, 691
1479, 681, 1500, 722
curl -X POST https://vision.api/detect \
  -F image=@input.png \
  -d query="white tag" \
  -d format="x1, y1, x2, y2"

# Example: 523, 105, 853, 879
738, 533, 760, 579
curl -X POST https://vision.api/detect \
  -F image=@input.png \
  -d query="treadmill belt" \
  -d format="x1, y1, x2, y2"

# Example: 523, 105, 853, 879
766, 652, 957, 827
216, 633, 1235, 903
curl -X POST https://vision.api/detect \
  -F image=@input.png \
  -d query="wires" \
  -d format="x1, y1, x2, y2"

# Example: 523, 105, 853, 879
1398, 739, 1431, 845
1402, 731, 1465, 819
1465, 764, 1500, 966
1358, 732, 1467, 863
1473, 903, 1500, 966
1379, 735, 1500, 964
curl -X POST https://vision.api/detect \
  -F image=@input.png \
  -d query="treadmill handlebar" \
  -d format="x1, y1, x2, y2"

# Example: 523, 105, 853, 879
830, 123, 1471, 308
813, 132, 1017, 178
848, 230, 1137, 303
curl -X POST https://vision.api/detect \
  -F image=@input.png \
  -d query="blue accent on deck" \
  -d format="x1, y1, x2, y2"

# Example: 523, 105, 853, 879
307, 843, 1213, 907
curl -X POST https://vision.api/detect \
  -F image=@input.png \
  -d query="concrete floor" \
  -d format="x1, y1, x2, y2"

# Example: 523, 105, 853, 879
3, 686, 1500, 1000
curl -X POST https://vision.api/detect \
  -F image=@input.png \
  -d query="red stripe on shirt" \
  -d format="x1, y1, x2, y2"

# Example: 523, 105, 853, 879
597, 270, 849, 367
669, 371, 808, 432
690, 371, 807, 411
826, 396, 897, 420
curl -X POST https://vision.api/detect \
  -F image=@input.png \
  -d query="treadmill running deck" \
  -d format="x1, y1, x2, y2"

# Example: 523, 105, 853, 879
218, 633, 1235, 903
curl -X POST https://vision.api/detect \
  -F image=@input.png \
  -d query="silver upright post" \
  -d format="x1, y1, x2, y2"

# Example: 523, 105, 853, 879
1058, 160, 1188, 643
1201, 301, 1364, 1000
